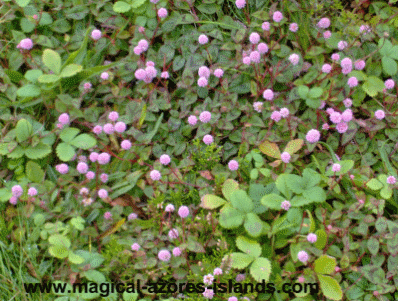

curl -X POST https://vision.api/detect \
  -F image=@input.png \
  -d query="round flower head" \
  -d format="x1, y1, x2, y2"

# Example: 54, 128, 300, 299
249, 51, 261, 63
203, 134, 213, 145
145, 66, 157, 78
98, 189, 108, 199
297, 251, 309, 263
235, 0, 246, 9
214, 268, 223, 275
93, 125, 102, 135
199, 111, 211, 123
198, 77, 208, 87
104, 212, 112, 220
262, 21, 270, 31
340, 57, 352, 69
17, 38, 34, 50
86, 171, 95, 180
331, 53, 340, 61
82, 197, 93, 206
257, 42, 269, 54
317, 18, 330, 29
131, 243, 140, 251
188, 115, 198, 126
161, 71, 169, 79
253, 102, 263, 112
158, 249, 171, 262
168, 228, 179, 239
160, 154, 171, 165
157, 8, 168, 18
298, 276, 305, 283
213, 68, 224, 78
108, 111, 119, 122
281, 200, 291, 211
150, 170, 161, 181
91, 29, 102, 40
12, 185, 23, 198
280, 152, 291, 163
83, 82, 92, 90
134, 45, 143, 55
289, 53, 300, 65
235, 274, 245, 282
341, 109, 353, 122
307, 233, 317, 243
114, 121, 126, 133
385, 79, 395, 89
56, 163, 69, 174
77, 162, 89, 174
203, 274, 214, 285
135, 68, 146, 80
354, 60, 366, 70
97, 152, 111, 165
387, 176, 396, 185
347, 77, 358, 88
165, 204, 175, 212
203, 288, 214, 299
323, 31, 332, 39
103, 123, 114, 135
128, 213, 138, 220
80, 187, 89, 195
359, 24, 371, 34
228, 160, 239, 171
100, 173, 109, 183
173, 247, 181, 257
242, 56, 251, 65
338, 40, 348, 50
150, 0, 159, 3
322, 64, 332, 73
273, 11, 283, 22
198, 66, 211, 78
100, 72, 109, 80
249, 32, 260, 44
262, 89, 274, 101
343, 98, 352, 107
336, 122, 348, 133
9, 196, 18, 205
138, 39, 149, 51
178, 205, 190, 218
89, 152, 99, 163
198, 34, 209, 45
121, 140, 132, 150
332, 163, 341, 172
289, 23, 298, 32
306, 129, 320, 143
271, 111, 282, 122
375, 110, 385, 120
280, 108, 289, 118
58, 113, 70, 125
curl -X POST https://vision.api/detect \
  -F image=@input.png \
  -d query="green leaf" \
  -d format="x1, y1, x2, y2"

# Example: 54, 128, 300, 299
308, 87, 323, 98
382, 56, 397, 76
113, 1, 131, 13
219, 205, 245, 229
222, 179, 240, 201
283, 139, 304, 155
286, 174, 305, 194
81, 270, 106, 284
244, 213, 263, 237
51, 19, 71, 33
60, 64, 83, 78
236, 236, 262, 257
70, 217, 85, 231
68, 252, 85, 264
37, 74, 61, 83
302, 168, 321, 188
49, 234, 71, 248
306, 98, 322, 109
379, 38, 392, 56
302, 186, 326, 204
60, 127, 80, 143
230, 190, 254, 212
366, 178, 383, 190
318, 274, 343, 301
297, 85, 309, 99
367, 237, 380, 255
187, 236, 205, 253
131, 0, 146, 9
26, 161, 45, 183
141, 113, 163, 144
0, 189, 12, 203
49, 245, 69, 259
15, 118, 32, 143
25, 142, 51, 159
21, 18, 35, 33
25, 70, 43, 83
42, 49, 62, 74
314, 229, 327, 250
5, 69, 24, 83
15, 0, 30, 7
200, 194, 227, 209
229, 252, 255, 269
56, 143, 76, 162
70, 134, 96, 149
275, 174, 292, 199
362, 76, 385, 97
380, 186, 393, 199
261, 193, 285, 210
123, 292, 139, 301
16, 84, 41, 98
250, 257, 272, 282
314, 255, 337, 274
259, 140, 281, 159
307, 210, 316, 233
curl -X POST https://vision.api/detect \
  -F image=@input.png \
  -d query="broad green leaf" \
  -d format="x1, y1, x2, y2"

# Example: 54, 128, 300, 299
302, 168, 321, 188
366, 178, 383, 190
308, 87, 323, 98
307, 210, 316, 233
367, 237, 380, 255
42, 49, 62, 74
15, 118, 32, 143
49, 245, 69, 259
123, 291, 139, 301
380, 186, 392, 199
275, 174, 293, 199
286, 174, 305, 194
297, 85, 309, 99
200, 194, 227, 209
219, 205, 245, 229
222, 179, 240, 201
15, 0, 30, 7
70, 134, 96, 149
302, 186, 326, 203
382, 56, 397, 76
261, 193, 285, 210
60, 127, 80, 143
314, 229, 327, 250
244, 213, 263, 237
60, 64, 83, 78
187, 235, 205, 253
379, 38, 392, 57
25, 70, 43, 83
236, 236, 262, 257
113, 1, 131, 12
230, 190, 253, 212
38, 74, 61, 83
306, 98, 322, 109
49, 234, 71, 248
26, 161, 45, 182
16, 84, 41, 98
25, 142, 51, 159
56, 142, 76, 161
362, 76, 385, 97
81, 270, 106, 284
259, 140, 281, 159
283, 139, 304, 155
68, 252, 85, 264
70, 217, 85, 231
318, 274, 343, 301
228, 252, 255, 269
314, 255, 336, 274
131, 0, 146, 8
250, 257, 272, 282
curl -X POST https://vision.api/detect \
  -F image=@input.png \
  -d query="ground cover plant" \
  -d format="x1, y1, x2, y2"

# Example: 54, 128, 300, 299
1, 0, 398, 300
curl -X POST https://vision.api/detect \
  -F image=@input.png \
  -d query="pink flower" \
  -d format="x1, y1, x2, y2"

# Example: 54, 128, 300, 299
114, 121, 126, 133
100, 72, 109, 80
97, 153, 111, 165
289, 53, 300, 65
33, 14, 38, 20
198, 77, 208, 87
103, 123, 114, 135
342, 66, 352, 75
242, 56, 251, 65
281, 152, 290, 163
77, 162, 89, 174
342, 109, 353, 122
213, 268, 223, 275
157, 8, 168, 18
306, 129, 320, 143
235, 274, 245, 282
273, 11, 283, 22
128, 213, 138, 220
82, 198, 93, 206
281, 200, 291, 211
262, 22, 270, 31
375, 110, 385, 120
385, 79, 395, 89
387, 176, 396, 184
108, 111, 119, 121
198, 34, 209, 44
257, 42, 268, 54
343, 98, 352, 107
12, 185, 23, 198
203, 288, 214, 299
323, 31, 331, 39
165, 204, 175, 212
98, 189, 108, 199
145, 66, 157, 78
134, 46, 143, 55
214, 68, 224, 78
100, 173, 108, 183
198, 66, 211, 78
340, 57, 352, 69
178, 205, 189, 218
168, 228, 179, 239
322, 123, 329, 130
121, 140, 132, 150
289, 23, 298, 32
173, 247, 181, 256
235, 0, 246, 9
104, 212, 112, 220
332, 163, 341, 172
270, 111, 281, 122
56, 163, 69, 174
135, 69, 146, 80
298, 276, 305, 283
150, 170, 161, 181
83, 82, 92, 90
138, 39, 148, 51
138, 26, 145, 33
203, 274, 214, 285
91, 29, 102, 40
307, 233, 317, 243
336, 122, 348, 133
331, 53, 340, 61
89, 152, 99, 162
188, 115, 198, 126
338, 40, 348, 50
80, 187, 89, 195
262, 89, 274, 100
86, 171, 95, 180
354, 60, 366, 70
253, 102, 263, 112
297, 251, 309, 263
160, 154, 171, 165
161, 71, 169, 79
158, 249, 171, 262
199, 111, 212, 123
317, 18, 331, 29
359, 25, 371, 34
9, 196, 18, 205
280, 108, 289, 118
17, 38, 33, 50
322, 64, 332, 73
228, 160, 239, 171
58, 113, 70, 125
93, 125, 102, 135
249, 32, 260, 44
131, 243, 140, 251
203, 135, 213, 145
347, 77, 358, 88
249, 51, 261, 63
